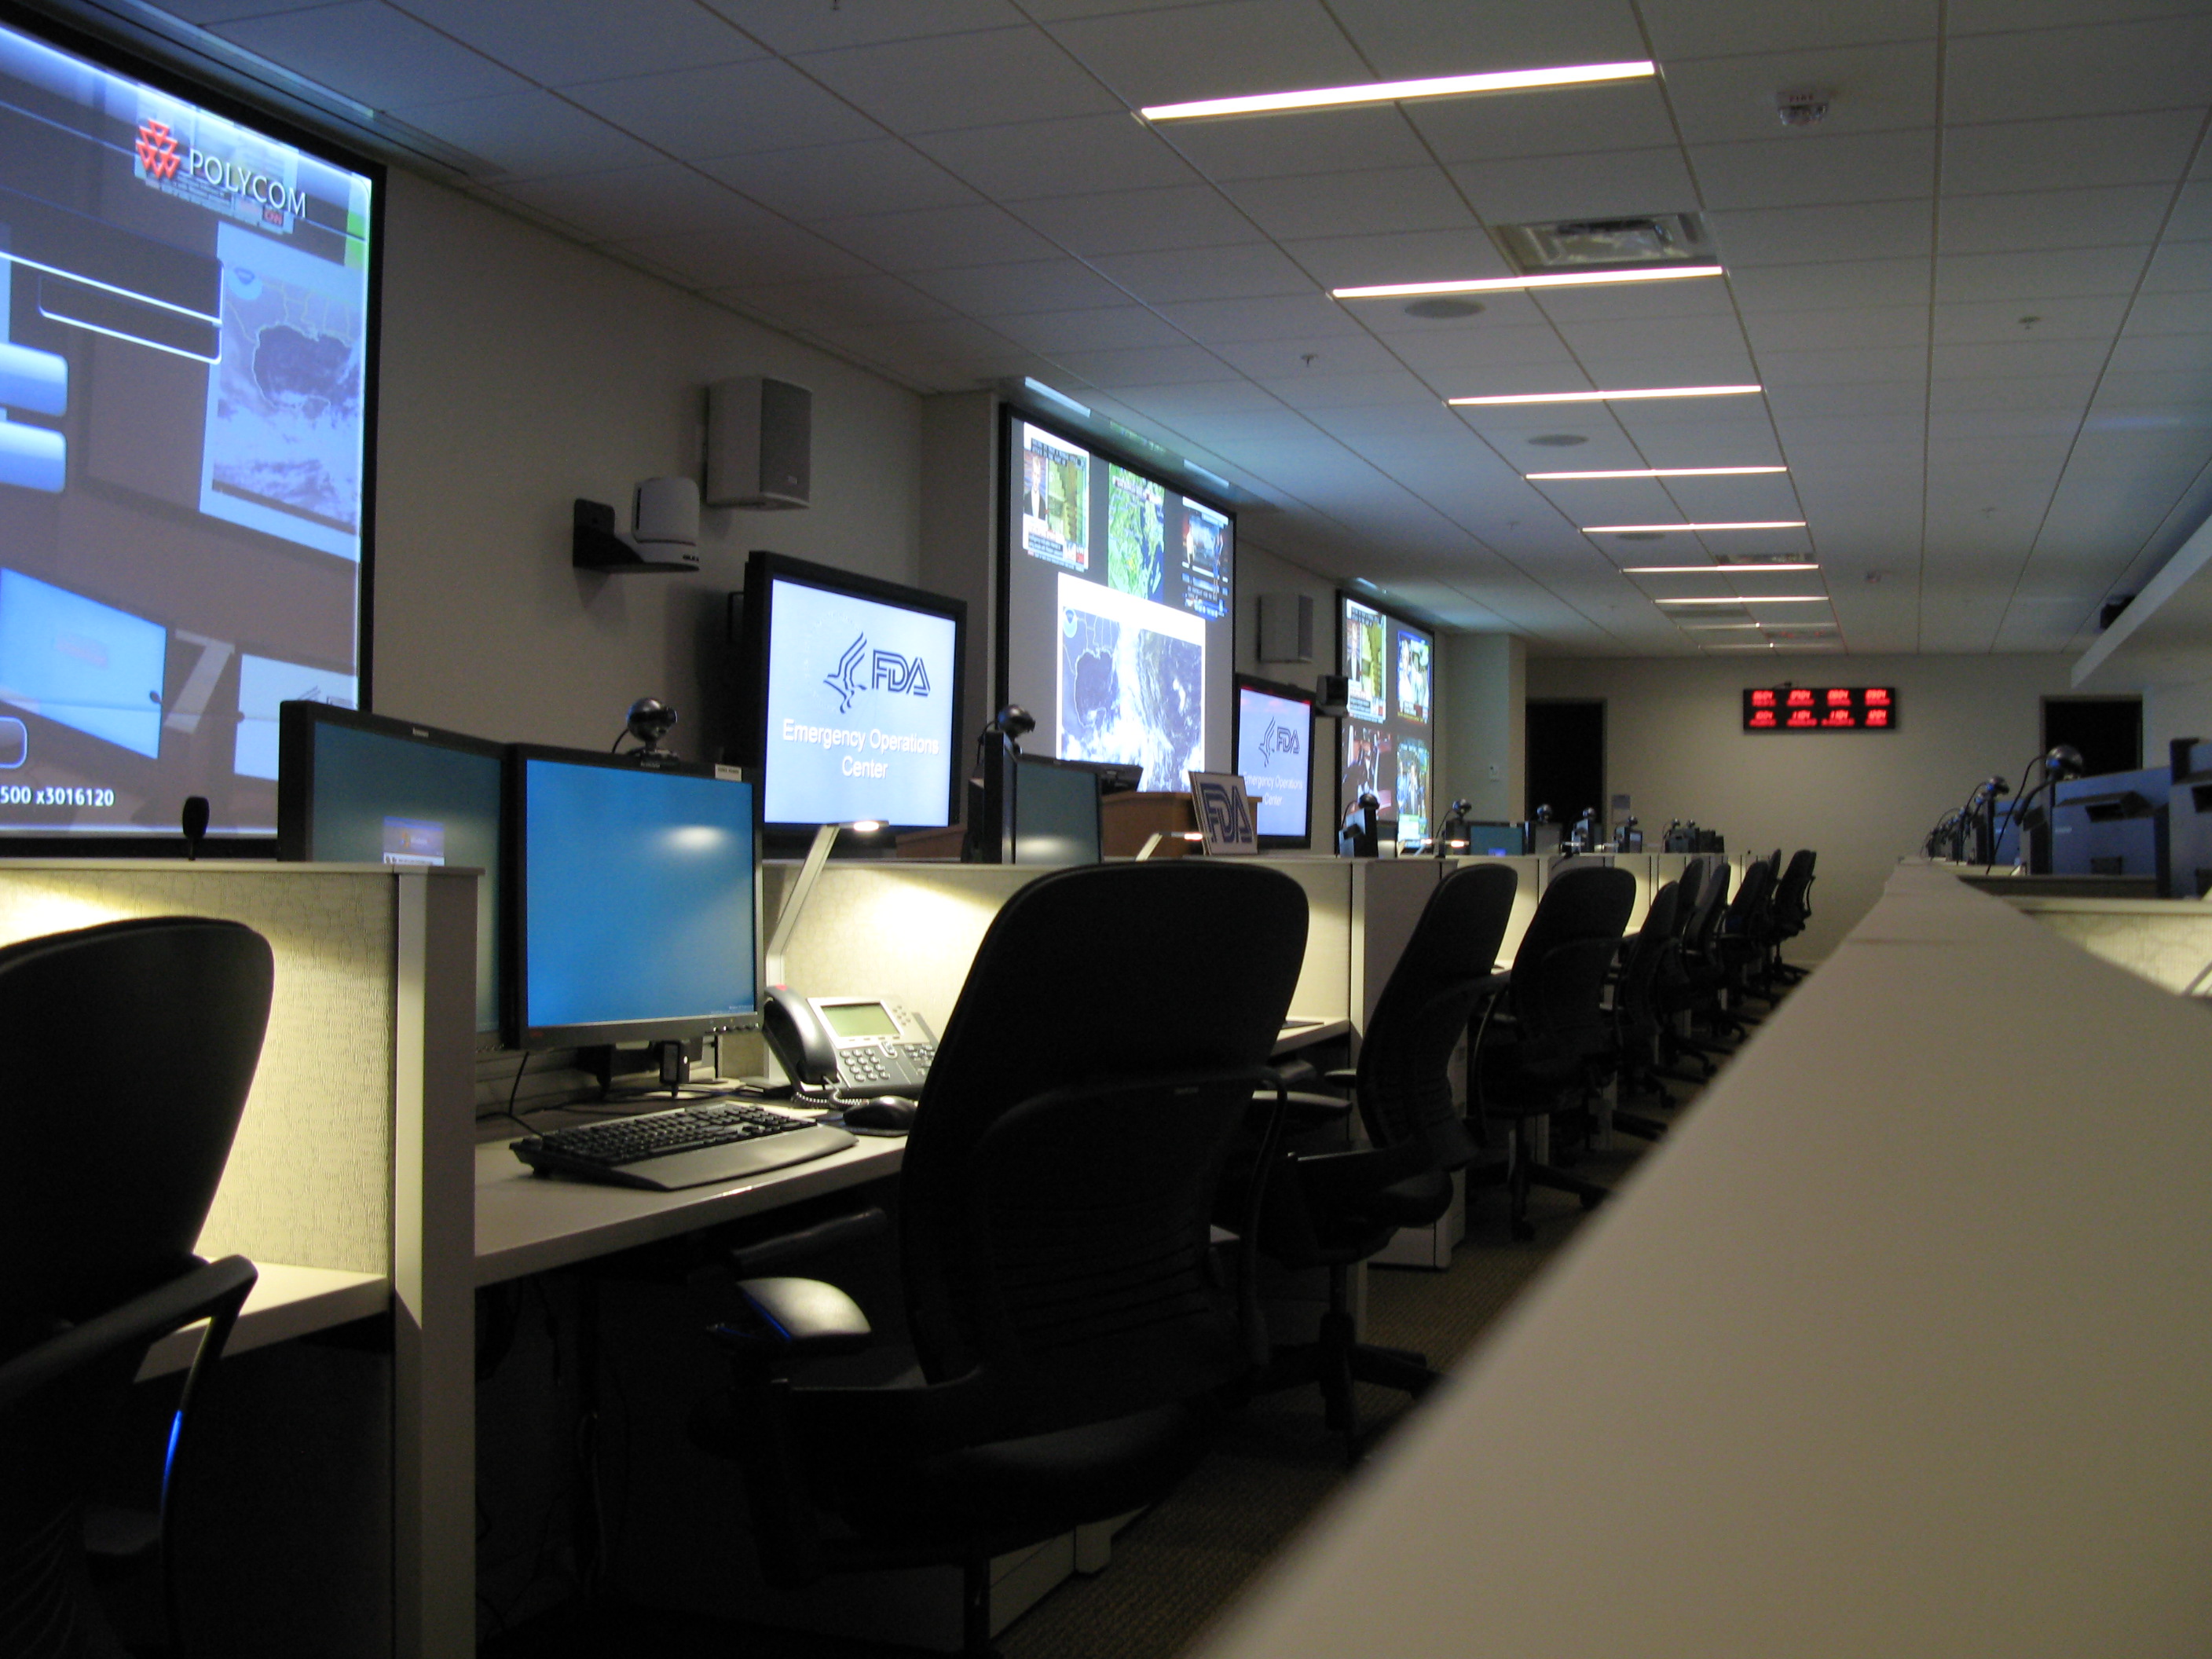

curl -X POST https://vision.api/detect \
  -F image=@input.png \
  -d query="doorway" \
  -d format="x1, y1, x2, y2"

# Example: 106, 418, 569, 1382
1525, 700, 1604, 824
2042, 697, 2141, 776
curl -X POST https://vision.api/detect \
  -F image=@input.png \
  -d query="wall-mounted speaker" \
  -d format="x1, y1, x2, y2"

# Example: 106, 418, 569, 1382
706, 375, 811, 510
1258, 591, 1315, 662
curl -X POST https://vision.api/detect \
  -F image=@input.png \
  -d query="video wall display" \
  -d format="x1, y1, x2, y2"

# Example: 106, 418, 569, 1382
1002, 412, 1233, 793
1339, 594, 1435, 843
0, 16, 377, 840
1743, 686, 1896, 732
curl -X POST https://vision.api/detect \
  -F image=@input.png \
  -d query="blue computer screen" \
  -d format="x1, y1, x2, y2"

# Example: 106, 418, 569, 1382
760, 573, 960, 830
518, 756, 758, 1042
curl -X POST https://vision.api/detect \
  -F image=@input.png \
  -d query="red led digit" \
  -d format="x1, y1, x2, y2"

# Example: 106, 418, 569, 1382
1786, 689, 1814, 707
1787, 709, 1815, 727
1866, 709, 1889, 727
1865, 687, 1890, 706
1749, 709, 1776, 727
1751, 689, 1775, 708
1826, 688, 1851, 705
1825, 709, 1854, 726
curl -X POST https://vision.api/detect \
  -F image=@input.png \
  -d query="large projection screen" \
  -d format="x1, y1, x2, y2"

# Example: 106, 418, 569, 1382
0, 13, 378, 842
999, 410, 1233, 793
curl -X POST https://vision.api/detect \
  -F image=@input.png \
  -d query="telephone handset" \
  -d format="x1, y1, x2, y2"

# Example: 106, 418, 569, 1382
762, 986, 938, 1096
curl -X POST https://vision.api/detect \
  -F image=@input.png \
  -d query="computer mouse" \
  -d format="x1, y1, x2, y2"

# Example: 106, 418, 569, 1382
840, 1097, 917, 1134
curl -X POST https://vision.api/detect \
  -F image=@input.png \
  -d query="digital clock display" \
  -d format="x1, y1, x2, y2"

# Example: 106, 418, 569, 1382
1744, 687, 1897, 732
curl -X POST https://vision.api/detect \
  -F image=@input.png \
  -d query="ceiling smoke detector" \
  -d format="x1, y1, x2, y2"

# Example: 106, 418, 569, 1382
1775, 87, 1830, 127
1495, 213, 1713, 273
1403, 296, 1486, 320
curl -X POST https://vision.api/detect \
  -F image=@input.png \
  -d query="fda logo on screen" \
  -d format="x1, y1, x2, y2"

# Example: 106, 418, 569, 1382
1188, 771, 1258, 857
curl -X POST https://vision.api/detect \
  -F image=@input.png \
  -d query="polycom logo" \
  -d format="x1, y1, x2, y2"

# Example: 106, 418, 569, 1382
136, 120, 182, 181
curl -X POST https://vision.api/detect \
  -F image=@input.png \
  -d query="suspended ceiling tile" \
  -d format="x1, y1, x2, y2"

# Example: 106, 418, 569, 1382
1087, 242, 1319, 303
1400, 81, 1676, 165
813, 201, 1064, 271
1254, 369, 1452, 410
1445, 147, 1701, 224
702, 0, 1026, 53
1210, 334, 1404, 379
1005, 184, 1262, 257
1150, 292, 1368, 346
1932, 336, 2120, 381
1929, 377, 2096, 415
564, 59, 881, 159
1764, 379, 1927, 416
700, 138, 982, 220
610, 220, 876, 286
1941, 108, 2205, 194
1148, 104, 1434, 181
1729, 256, 1931, 311
1277, 228, 1510, 291
1530, 280, 1741, 324
903, 258, 1137, 314
1355, 289, 1547, 335
1932, 245, 2153, 303
401, 0, 764, 85
1687, 128, 1936, 212
1047, 0, 1372, 107
712, 273, 956, 332
1944, 15, 2212, 125
980, 305, 1192, 353
1639, 0, 1936, 60
911, 112, 1199, 196
1708, 199, 1934, 266
2107, 333, 2212, 376
2090, 368, 2212, 408
2142, 240, 2212, 293
2121, 291, 2212, 336
793, 28, 1123, 134
499, 163, 771, 240
1219, 167, 1478, 242
2167, 181, 2212, 243
1663, 40, 1938, 147
1932, 294, 2133, 343
1041, 342, 1239, 386
1328, 0, 1648, 77
1753, 342, 1928, 386
1937, 185, 2174, 256
1571, 352, 1763, 390
1382, 326, 1584, 376
1740, 305, 1929, 352
214, 1, 529, 108
1552, 313, 1751, 360
1090, 379, 1291, 419
386, 90, 662, 179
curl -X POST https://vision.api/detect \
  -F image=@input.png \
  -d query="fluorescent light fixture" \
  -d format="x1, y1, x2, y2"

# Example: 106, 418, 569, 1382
1141, 60, 1654, 122
1587, 520, 1806, 533
1449, 384, 1762, 406
1526, 465, 1787, 480
1655, 595, 1829, 606
1334, 265, 1720, 300
1624, 562, 1820, 574
1703, 641, 1838, 650
1680, 622, 1763, 630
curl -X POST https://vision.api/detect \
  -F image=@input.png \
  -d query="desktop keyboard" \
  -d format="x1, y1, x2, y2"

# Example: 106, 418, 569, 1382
511, 1101, 857, 1191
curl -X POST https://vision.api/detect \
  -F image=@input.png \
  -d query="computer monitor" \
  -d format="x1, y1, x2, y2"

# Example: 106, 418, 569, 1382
507, 747, 761, 1051
2048, 766, 2169, 883
1462, 822, 1528, 856
2167, 738, 2212, 896
734, 550, 965, 853
276, 701, 504, 1039
1233, 674, 1315, 851
1010, 753, 1104, 866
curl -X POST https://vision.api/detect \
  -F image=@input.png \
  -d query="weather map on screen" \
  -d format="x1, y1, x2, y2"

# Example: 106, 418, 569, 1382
1003, 415, 1233, 795
0, 16, 375, 838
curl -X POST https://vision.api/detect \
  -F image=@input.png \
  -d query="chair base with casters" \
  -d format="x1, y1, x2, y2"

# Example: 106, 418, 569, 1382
1484, 1093, 1610, 1240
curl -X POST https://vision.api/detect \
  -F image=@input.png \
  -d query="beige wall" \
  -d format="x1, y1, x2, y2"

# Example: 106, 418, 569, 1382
1441, 632, 1525, 823
372, 171, 924, 763
1237, 543, 1348, 848
1526, 653, 2079, 960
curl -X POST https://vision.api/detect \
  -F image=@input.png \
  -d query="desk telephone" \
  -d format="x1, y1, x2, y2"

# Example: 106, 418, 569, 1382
763, 986, 937, 1097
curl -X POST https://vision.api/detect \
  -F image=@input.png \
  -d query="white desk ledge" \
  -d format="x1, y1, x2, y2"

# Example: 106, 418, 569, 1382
137, 1263, 390, 1380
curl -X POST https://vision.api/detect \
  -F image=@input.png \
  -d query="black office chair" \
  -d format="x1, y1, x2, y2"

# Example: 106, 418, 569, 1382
1768, 848, 1818, 987
1606, 878, 1683, 1135
1712, 856, 1776, 1020
0, 916, 273, 1659
1473, 863, 1636, 1240
1245, 861, 1518, 1453
691, 861, 1308, 1658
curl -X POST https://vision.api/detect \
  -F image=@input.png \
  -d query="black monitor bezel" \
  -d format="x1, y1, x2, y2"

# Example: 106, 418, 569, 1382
0, 2, 383, 858
734, 550, 968, 849
1232, 672, 1317, 851
1009, 750, 1105, 866
505, 743, 764, 1051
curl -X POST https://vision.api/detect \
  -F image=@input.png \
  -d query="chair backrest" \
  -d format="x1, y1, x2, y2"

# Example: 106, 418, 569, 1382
1773, 848, 1818, 931
899, 861, 1307, 1425
1617, 880, 1682, 1034
1684, 860, 1732, 958
1354, 862, 1517, 1174
1723, 857, 1774, 937
1507, 863, 1636, 1050
1672, 857, 1708, 936
0, 917, 273, 1337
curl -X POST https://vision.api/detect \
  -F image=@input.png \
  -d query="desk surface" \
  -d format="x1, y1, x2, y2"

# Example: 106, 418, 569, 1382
476, 1019, 1350, 1285
138, 1262, 390, 1380
1191, 865, 2212, 1659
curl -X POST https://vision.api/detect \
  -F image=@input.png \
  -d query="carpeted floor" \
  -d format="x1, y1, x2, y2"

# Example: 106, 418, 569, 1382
482, 1130, 1668, 1659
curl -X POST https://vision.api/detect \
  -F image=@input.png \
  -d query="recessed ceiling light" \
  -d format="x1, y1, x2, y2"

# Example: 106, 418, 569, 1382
1402, 296, 1487, 319
1586, 521, 1806, 533
1526, 465, 1788, 480
1624, 562, 1821, 573
1335, 265, 1722, 300
1140, 60, 1655, 122
1450, 384, 1763, 406
1655, 595, 1829, 605
1525, 434, 1589, 448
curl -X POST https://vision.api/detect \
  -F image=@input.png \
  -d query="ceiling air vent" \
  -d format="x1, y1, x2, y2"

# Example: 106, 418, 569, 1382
1495, 214, 1713, 273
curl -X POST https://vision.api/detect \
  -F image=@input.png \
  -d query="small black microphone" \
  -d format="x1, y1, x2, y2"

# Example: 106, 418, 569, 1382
181, 795, 209, 860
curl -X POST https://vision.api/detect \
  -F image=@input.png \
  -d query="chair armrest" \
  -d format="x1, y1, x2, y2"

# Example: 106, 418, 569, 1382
724, 1207, 888, 1276
0, 1254, 255, 1409
712, 1276, 873, 1364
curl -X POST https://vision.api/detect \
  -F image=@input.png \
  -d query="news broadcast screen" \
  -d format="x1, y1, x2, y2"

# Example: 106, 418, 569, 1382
1339, 594, 1434, 843
0, 15, 377, 840
1002, 411, 1233, 792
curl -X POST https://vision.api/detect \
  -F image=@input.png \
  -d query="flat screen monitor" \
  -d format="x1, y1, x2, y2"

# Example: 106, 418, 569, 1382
1000, 409, 1234, 793
276, 701, 504, 1038
0, 14, 379, 846
736, 551, 965, 849
1463, 822, 1527, 857
1233, 674, 1314, 850
508, 748, 760, 1051
1010, 752, 1103, 866
1339, 594, 1434, 845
